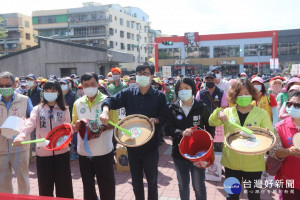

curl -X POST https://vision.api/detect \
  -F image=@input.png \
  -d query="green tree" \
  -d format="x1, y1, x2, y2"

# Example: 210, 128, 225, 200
0, 16, 8, 39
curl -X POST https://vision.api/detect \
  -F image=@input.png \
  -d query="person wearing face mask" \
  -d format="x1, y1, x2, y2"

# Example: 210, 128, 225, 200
164, 82, 176, 104
269, 91, 300, 200
100, 63, 166, 200
13, 80, 73, 198
212, 66, 231, 95
279, 85, 300, 120
196, 72, 228, 113
251, 77, 278, 127
165, 78, 215, 200
59, 78, 79, 160
209, 79, 273, 200
107, 72, 113, 86
72, 72, 118, 200
0, 72, 33, 195
128, 75, 138, 88
15, 80, 28, 94
268, 76, 286, 98
24, 74, 43, 107
168, 76, 176, 93
107, 67, 126, 95
276, 77, 300, 109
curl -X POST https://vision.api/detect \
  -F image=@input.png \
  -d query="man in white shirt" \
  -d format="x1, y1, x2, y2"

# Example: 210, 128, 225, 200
212, 66, 231, 95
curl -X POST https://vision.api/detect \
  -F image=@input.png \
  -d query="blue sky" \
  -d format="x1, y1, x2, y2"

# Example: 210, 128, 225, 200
1, 0, 300, 36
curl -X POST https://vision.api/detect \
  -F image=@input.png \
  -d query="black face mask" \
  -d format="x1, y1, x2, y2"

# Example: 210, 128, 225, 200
206, 82, 215, 89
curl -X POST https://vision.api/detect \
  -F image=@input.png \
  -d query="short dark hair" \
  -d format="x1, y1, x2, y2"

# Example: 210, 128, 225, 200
42, 80, 67, 111
136, 62, 155, 75
0, 71, 15, 83
81, 72, 98, 83
227, 79, 258, 104
175, 78, 197, 97
289, 90, 300, 100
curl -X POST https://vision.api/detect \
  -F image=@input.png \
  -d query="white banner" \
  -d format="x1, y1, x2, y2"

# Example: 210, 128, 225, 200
162, 66, 172, 78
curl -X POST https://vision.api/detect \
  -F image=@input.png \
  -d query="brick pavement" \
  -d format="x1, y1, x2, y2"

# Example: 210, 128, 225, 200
11, 137, 279, 200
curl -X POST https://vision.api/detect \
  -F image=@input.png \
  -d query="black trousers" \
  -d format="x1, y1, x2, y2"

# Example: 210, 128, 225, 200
36, 151, 73, 198
127, 149, 159, 200
79, 151, 115, 200
225, 167, 262, 200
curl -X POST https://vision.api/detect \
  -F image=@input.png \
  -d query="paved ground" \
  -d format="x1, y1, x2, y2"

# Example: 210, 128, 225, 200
11, 137, 279, 200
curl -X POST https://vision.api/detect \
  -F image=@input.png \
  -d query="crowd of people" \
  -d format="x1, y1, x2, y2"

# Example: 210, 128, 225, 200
0, 63, 299, 200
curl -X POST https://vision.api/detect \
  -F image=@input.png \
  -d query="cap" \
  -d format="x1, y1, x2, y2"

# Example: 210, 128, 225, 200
251, 77, 264, 84
289, 85, 300, 92
205, 72, 216, 79
288, 77, 300, 85
212, 66, 221, 72
270, 76, 286, 82
111, 67, 121, 74
59, 78, 69, 84
107, 72, 113, 77
195, 76, 200, 81
98, 75, 104, 80
240, 72, 247, 77
48, 75, 58, 80
70, 74, 78, 78
26, 74, 36, 80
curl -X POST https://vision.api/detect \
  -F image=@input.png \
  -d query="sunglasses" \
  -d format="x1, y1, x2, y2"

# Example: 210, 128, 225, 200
286, 101, 300, 109
0, 84, 13, 88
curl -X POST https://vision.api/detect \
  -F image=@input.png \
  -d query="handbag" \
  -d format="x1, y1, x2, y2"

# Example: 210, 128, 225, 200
265, 155, 282, 176
205, 91, 219, 108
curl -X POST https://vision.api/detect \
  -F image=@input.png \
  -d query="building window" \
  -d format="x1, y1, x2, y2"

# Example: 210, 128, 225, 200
127, 44, 131, 51
115, 42, 118, 46
131, 33, 134, 40
186, 47, 210, 58
137, 34, 139, 41
91, 26, 105, 35
38, 16, 56, 24
213, 45, 240, 58
126, 20, 130, 28
109, 28, 114, 35
25, 21, 29, 28
144, 37, 147, 43
131, 21, 134, 29
121, 43, 125, 50
133, 56, 135, 62
115, 16, 117, 21
60, 68, 77, 78
120, 18, 123, 25
115, 29, 117, 33
144, 26, 147, 33
25, 33, 30, 40
131, 44, 135, 51
110, 41, 114, 48
158, 48, 182, 59
109, 15, 112, 22
278, 42, 300, 55
244, 43, 272, 56
136, 24, 140, 30
74, 27, 87, 35
127, 32, 131, 39
120, 31, 124, 38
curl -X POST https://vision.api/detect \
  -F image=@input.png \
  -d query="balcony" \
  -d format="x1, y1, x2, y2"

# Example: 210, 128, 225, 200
68, 18, 110, 27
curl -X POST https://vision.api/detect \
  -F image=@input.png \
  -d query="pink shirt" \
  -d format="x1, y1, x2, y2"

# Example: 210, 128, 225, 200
16, 104, 71, 157
279, 102, 289, 120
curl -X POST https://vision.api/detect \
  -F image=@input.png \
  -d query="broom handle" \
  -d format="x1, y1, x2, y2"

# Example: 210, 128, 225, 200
108, 120, 132, 136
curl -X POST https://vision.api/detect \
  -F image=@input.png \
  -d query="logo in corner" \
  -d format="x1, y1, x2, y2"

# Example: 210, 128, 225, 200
223, 177, 242, 194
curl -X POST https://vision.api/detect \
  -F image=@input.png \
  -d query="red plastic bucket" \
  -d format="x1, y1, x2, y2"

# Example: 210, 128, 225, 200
179, 129, 215, 168
44, 123, 73, 151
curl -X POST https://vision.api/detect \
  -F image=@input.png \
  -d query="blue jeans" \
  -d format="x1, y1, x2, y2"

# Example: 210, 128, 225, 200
127, 149, 159, 200
173, 157, 207, 200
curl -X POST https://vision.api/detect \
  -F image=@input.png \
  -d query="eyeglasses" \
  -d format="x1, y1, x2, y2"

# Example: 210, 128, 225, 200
286, 101, 300, 109
137, 72, 151, 76
48, 109, 53, 119
0, 84, 13, 88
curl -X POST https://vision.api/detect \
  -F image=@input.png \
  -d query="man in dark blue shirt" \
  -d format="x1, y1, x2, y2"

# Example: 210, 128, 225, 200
100, 63, 166, 200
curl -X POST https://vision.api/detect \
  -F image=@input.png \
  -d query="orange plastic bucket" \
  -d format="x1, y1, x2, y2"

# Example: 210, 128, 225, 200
44, 123, 73, 151
179, 129, 215, 168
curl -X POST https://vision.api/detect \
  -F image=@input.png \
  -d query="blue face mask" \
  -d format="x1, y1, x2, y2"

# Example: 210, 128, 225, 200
178, 89, 192, 102
44, 92, 58, 102
286, 105, 300, 119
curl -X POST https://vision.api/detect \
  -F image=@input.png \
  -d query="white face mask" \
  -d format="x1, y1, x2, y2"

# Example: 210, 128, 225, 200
83, 87, 98, 97
112, 75, 120, 81
178, 89, 193, 102
26, 81, 35, 88
136, 75, 151, 87
108, 77, 113, 81
129, 83, 138, 88
254, 85, 262, 92
61, 84, 68, 91
215, 74, 221, 79
44, 92, 58, 102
